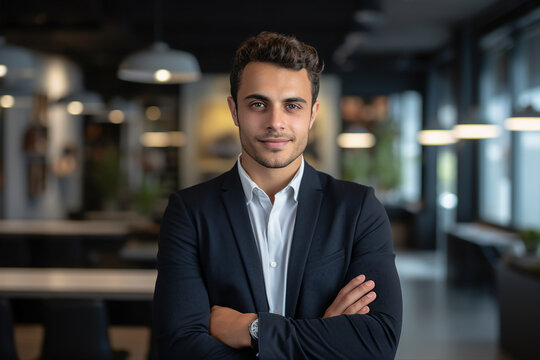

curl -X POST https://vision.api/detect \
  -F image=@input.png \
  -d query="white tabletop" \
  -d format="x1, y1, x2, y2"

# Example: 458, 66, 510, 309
0, 268, 157, 300
0, 220, 132, 237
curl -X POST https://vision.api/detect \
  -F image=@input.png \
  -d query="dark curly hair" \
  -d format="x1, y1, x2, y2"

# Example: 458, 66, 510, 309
230, 31, 324, 105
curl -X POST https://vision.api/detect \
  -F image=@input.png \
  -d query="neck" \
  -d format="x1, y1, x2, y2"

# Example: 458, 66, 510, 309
240, 155, 302, 203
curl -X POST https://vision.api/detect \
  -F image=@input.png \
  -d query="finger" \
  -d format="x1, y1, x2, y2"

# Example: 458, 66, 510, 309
344, 291, 376, 315
324, 276, 376, 317
327, 275, 375, 315
337, 274, 366, 298
337, 280, 375, 312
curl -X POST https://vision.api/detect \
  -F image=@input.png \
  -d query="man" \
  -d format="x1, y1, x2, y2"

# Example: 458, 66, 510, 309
154, 32, 402, 359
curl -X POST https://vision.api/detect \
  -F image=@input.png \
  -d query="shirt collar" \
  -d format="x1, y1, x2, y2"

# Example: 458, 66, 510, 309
237, 154, 304, 204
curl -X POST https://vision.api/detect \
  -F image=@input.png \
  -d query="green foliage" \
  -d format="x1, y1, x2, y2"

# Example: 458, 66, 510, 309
133, 179, 162, 217
89, 147, 122, 205
342, 118, 400, 191
518, 229, 540, 254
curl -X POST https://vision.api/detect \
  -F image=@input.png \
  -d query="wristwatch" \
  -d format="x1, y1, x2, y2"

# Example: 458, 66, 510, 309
248, 318, 259, 351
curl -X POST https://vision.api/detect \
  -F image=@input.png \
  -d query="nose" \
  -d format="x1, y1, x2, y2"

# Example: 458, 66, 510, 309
266, 107, 285, 131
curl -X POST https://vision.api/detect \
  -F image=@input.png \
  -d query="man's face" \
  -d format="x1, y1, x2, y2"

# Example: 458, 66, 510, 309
227, 62, 319, 170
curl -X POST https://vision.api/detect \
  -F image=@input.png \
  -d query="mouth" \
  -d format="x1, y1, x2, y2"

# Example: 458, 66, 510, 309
258, 138, 291, 149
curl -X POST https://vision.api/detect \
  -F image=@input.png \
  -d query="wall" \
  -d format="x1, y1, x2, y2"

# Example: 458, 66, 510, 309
2, 53, 84, 219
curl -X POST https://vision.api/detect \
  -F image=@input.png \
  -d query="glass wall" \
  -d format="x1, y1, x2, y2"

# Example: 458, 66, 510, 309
340, 91, 422, 205
514, 22, 540, 231
479, 13, 540, 231
479, 29, 513, 226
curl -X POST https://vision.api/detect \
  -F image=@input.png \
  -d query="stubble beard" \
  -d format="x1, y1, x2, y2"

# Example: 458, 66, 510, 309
239, 129, 307, 169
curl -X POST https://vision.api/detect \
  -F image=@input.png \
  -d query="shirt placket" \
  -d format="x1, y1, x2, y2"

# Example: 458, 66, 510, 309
266, 202, 283, 314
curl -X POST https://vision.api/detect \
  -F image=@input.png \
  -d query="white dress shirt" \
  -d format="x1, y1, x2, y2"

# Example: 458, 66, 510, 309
237, 156, 304, 316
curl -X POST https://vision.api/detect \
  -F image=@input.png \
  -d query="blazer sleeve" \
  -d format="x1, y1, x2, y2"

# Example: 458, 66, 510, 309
153, 192, 255, 360
258, 188, 402, 360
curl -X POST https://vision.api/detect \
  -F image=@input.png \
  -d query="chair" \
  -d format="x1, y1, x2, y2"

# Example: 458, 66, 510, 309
0, 298, 18, 360
40, 299, 127, 360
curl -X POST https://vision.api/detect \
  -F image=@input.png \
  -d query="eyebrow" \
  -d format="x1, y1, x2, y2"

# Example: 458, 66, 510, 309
243, 94, 308, 104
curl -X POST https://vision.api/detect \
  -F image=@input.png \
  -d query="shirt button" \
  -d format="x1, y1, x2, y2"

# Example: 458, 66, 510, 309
270, 261, 277, 268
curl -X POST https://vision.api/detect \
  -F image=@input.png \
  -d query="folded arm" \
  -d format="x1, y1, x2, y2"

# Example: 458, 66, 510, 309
212, 188, 402, 359
153, 192, 255, 359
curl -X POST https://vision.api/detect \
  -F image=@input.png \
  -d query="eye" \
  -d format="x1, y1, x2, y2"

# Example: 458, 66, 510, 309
250, 101, 266, 110
286, 103, 301, 111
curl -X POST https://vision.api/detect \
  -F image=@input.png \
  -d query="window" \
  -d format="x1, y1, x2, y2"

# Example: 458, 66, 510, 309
340, 92, 422, 204
479, 31, 513, 226
514, 23, 540, 231
478, 15, 540, 231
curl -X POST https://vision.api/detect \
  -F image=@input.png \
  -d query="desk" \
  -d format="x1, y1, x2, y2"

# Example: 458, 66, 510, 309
0, 268, 156, 300
0, 220, 131, 237
0, 220, 134, 267
447, 223, 521, 288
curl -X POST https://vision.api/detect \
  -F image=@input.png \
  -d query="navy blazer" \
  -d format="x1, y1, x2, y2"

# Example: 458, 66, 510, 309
153, 162, 402, 359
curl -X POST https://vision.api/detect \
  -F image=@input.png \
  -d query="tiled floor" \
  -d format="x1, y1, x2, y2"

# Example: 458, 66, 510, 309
14, 251, 513, 360
395, 251, 512, 360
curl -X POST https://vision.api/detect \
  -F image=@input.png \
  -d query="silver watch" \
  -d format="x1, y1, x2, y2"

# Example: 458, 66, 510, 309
248, 318, 259, 350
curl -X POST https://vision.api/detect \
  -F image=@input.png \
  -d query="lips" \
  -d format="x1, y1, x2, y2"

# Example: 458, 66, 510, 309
259, 138, 290, 149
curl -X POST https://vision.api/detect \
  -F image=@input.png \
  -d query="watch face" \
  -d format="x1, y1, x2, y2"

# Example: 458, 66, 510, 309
250, 318, 259, 339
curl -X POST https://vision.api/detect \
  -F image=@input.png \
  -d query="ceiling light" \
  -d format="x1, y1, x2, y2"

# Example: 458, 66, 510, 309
0, 95, 15, 108
453, 124, 501, 139
505, 107, 540, 131
0, 37, 36, 80
67, 101, 84, 115
140, 131, 186, 147
337, 126, 376, 148
0, 90, 33, 108
109, 109, 125, 124
452, 107, 501, 139
118, 42, 201, 84
145, 106, 161, 121
59, 91, 105, 115
417, 130, 456, 146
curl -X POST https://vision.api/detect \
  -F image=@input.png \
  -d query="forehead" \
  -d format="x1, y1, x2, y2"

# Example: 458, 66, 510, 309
238, 62, 312, 99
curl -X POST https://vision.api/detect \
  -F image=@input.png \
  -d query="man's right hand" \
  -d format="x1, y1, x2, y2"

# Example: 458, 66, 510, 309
323, 274, 376, 318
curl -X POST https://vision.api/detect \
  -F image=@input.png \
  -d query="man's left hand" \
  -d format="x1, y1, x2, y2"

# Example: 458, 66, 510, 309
209, 305, 257, 349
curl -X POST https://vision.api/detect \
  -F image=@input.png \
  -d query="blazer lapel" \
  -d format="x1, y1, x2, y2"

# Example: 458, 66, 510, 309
285, 163, 324, 317
221, 165, 269, 313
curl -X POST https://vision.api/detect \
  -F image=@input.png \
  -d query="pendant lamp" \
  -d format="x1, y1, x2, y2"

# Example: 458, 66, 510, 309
453, 107, 501, 139
117, 0, 200, 84
0, 37, 36, 81
58, 91, 105, 115
118, 42, 200, 84
337, 126, 376, 148
505, 106, 540, 131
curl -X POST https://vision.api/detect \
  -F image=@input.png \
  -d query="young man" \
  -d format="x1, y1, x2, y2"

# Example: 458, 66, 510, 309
154, 32, 402, 359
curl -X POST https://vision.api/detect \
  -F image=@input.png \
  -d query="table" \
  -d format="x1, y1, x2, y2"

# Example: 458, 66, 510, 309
446, 223, 521, 288
0, 220, 136, 267
0, 268, 157, 300
0, 220, 132, 237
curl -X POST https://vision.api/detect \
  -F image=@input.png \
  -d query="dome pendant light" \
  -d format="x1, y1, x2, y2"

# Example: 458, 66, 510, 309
117, 0, 200, 84
118, 42, 200, 84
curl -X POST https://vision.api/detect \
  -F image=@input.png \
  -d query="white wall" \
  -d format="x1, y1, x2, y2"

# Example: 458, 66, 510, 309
2, 53, 84, 219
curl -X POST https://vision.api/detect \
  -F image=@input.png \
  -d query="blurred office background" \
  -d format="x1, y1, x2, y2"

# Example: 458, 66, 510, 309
1, 0, 539, 359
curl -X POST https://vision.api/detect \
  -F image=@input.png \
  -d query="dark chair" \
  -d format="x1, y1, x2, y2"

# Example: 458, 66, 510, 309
0, 298, 18, 360
41, 299, 127, 360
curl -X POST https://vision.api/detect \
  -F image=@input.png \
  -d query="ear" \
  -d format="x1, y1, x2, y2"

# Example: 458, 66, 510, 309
309, 101, 320, 130
227, 96, 239, 127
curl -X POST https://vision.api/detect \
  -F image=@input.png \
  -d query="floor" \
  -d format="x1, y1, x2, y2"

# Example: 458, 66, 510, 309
395, 251, 512, 360
13, 251, 512, 360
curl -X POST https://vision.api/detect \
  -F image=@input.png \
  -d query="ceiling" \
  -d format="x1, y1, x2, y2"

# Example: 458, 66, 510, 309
0, 0, 511, 98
